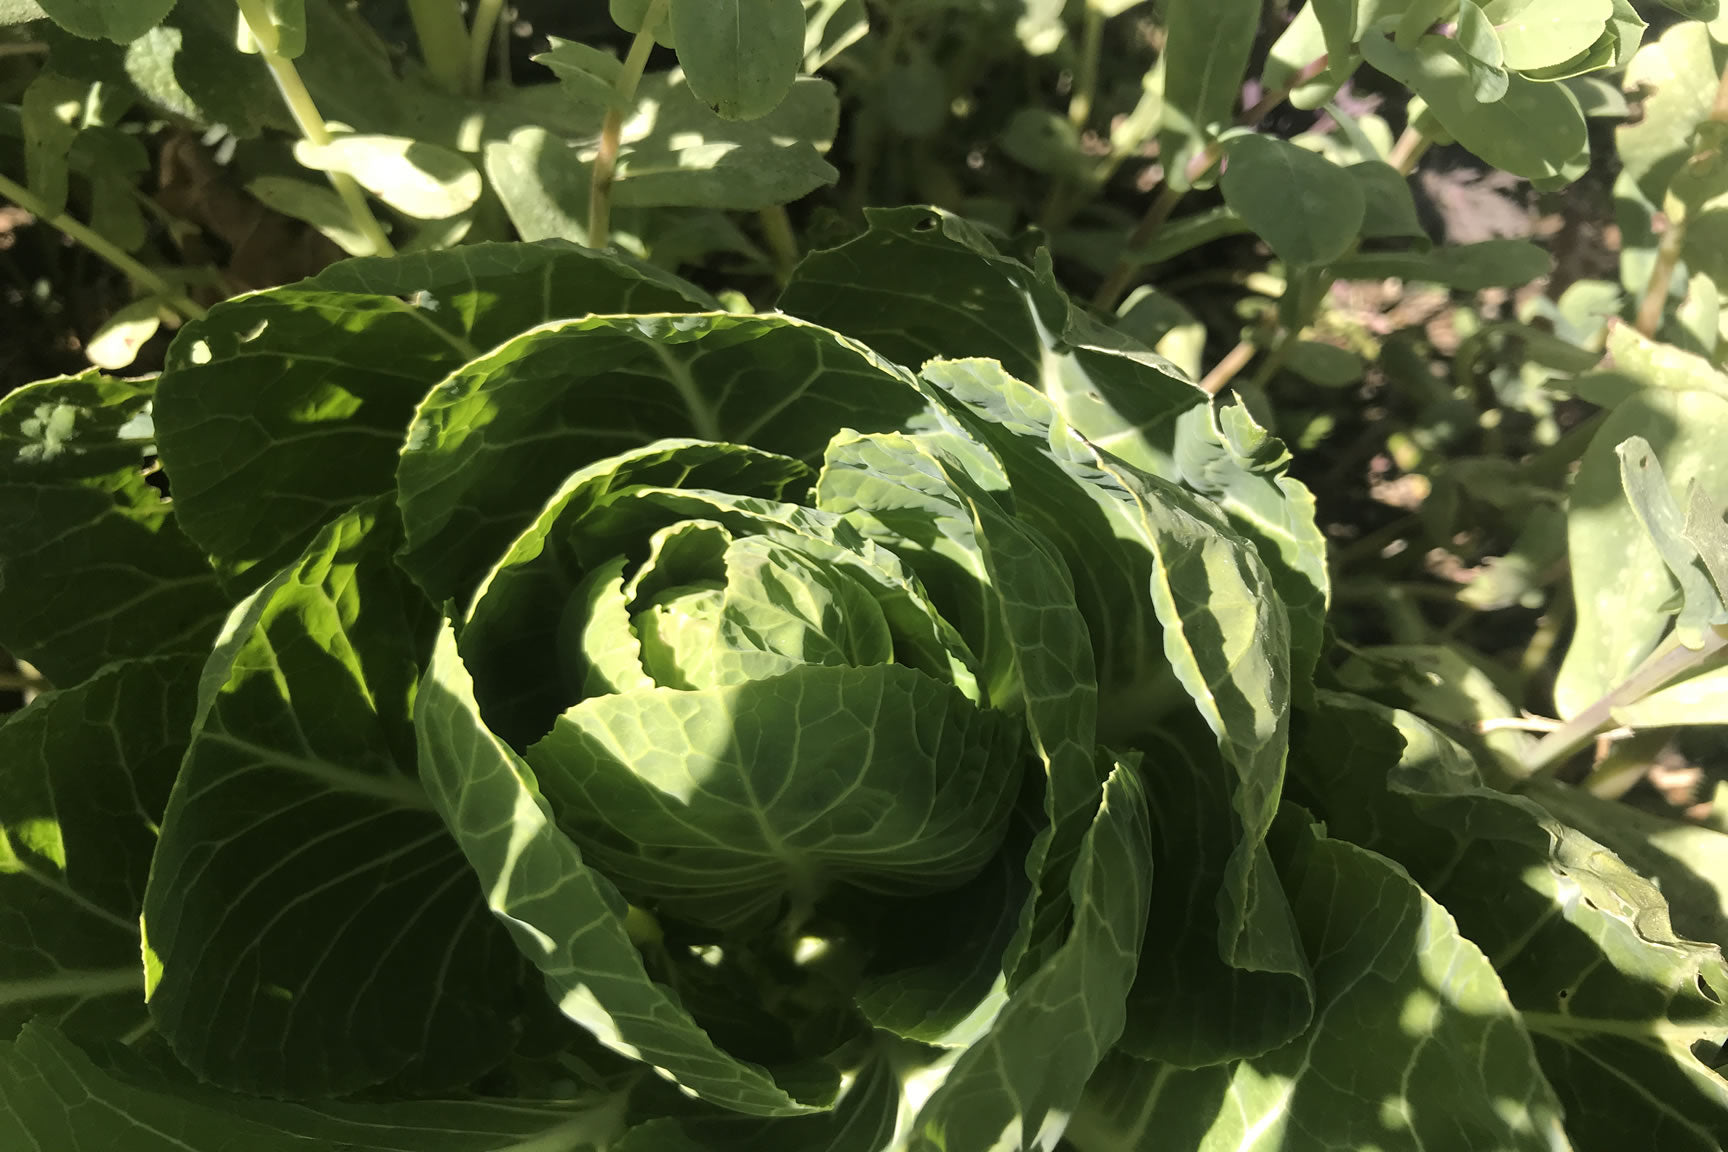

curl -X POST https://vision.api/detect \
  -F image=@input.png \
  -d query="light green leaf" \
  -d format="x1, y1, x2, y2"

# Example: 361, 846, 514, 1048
396, 313, 928, 608
803, 0, 867, 72
1159, 0, 1260, 186
1528, 778, 1728, 951
530, 664, 1020, 931
533, 37, 623, 107
141, 501, 528, 1097
669, 0, 804, 120
0, 656, 200, 1042
83, 297, 162, 370
485, 74, 839, 228
1360, 30, 1588, 181
1555, 344, 1728, 717
416, 621, 833, 1117
1482, 0, 1612, 72
1220, 134, 1366, 267
1170, 402, 1329, 682
154, 243, 709, 584
0, 0, 48, 24
1454, 0, 1511, 101
611, 0, 674, 47
0, 372, 230, 685
919, 358, 1303, 1034
1265, 1, 1355, 111
293, 134, 482, 220
906, 759, 1152, 1152
1617, 20, 1723, 202
1685, 482, 1728, 599
1615, 435, 1727, 645
34, 0, 173, 42
0, 1021, 627, 1151
1292, 695, 1728, 1151
1071, 817, 1568, 1152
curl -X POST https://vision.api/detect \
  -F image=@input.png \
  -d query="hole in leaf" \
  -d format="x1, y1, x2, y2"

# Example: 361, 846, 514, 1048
913, 215, 939, 232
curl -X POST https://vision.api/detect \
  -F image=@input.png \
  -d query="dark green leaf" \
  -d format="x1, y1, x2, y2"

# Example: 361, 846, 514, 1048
34, 0, 173, 42
1158, 0, 1259, 186
669, 0, 804, 120
1071, 816, 1568, 1152
0, 1022, 626, 1151
396, 313, 929, 608
0, 656, 200, 1042
1220, 134, 1365, 267
0, 372, 230, 685
154, 243, 709, 584
906, 759, 1152, 1151
1290, 696, 1728, 1152
140, 502, 529, 1097
415, 621, 834, 1116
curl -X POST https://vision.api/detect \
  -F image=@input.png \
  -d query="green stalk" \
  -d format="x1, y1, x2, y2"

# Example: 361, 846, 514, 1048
1519, 625, 1728, 780
405, 0, 469, 92
1068, 3, 1106, 128
1388, 123, 1432, 174
1091, 180, 1185, 312
235, 0, 394, 257
0, 170, 207, 320
758, 204, 801, 285
1635, 62, 1728, 336
464, 0, 509, 95
589, 0, 666, 250
1634, 195, 1687, 338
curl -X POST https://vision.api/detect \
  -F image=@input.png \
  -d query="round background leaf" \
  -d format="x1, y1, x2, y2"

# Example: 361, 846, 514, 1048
35, 0, 174, 43
1221, 134, 1366, 267
669, 0, 803, 120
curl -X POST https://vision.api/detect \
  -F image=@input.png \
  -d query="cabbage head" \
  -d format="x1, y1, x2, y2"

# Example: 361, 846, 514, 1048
0, 211, 1722, 1152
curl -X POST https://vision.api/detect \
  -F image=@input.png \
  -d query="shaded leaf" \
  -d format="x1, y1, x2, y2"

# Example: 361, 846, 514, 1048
415, 621, 833, 1117
0, 656, 200, 1043
396, 313, 929, 608
154, 243, 710, 584
0, 372, 230, 685
1071, 816, 1568, 1152
140, 502, 529, 1097
34, 0, 173, 42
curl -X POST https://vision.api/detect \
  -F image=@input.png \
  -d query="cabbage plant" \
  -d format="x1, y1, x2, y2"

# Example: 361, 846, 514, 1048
0, 212, 1724, 1150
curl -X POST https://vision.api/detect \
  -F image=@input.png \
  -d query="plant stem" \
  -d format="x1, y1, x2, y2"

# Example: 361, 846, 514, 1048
1068, 3, 1106, 128
1519, 626, 1728, 780
589, 0, 666, 250
1388, 124, 1431, 174
758, 204, 800, 285
1634, 62, 1728, 336
1200, 335, 1259, 395
405, 0, 469, 92
1634, 198, 1687, 337
465, 0, 508, 95
235, 0, 394, 257
1092, 180, 1186, 312
0, 171, 207, 320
